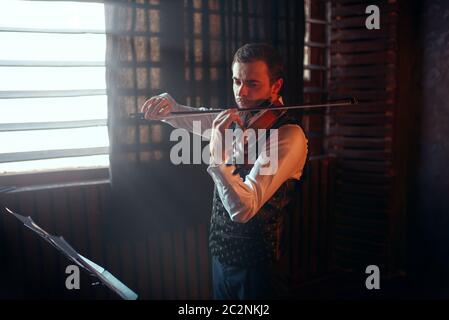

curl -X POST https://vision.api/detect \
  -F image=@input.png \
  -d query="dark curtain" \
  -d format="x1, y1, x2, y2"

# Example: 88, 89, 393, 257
104, 0, 304, 239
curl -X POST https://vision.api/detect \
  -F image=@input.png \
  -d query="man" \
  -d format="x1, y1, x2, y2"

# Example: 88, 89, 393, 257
141, 43, 308, 299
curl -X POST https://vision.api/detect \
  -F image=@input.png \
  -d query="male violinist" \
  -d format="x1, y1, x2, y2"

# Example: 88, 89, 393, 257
141, 43, 308, 299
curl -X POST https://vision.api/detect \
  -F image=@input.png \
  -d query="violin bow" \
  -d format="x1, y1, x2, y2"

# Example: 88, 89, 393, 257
130, 97, 358, 120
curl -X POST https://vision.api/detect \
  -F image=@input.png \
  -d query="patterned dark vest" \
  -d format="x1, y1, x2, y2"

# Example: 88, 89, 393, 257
209, 112, 302, 267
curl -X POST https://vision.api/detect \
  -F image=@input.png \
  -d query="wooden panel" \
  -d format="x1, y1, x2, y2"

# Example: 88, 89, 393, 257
332, 51, 396, 66
197, 223, 211, 299
330, 78, 395, 90
331, 26, 397, 42
336, 180, 391, 196
147, 232, 163, 299
282, 157, 337, 287
335, 203, 389, 219
184, 227, 199, 299
328, 125, 392, 137
0, 193, 26, 297
0, 156, 338, 299
336, 206, 388, 222
336, 169, 393, 183
134, 241, 150, 299
335, 222, 387, 240
332, 149, 391, 160
329, 114, 393, 125
173, 231, 188, 299
332, 2, 398, 17
332, 65, 395, 78
338, 159, 391, 173
310, 161, 320, 275
119, 242, 138, 298
329, 0, 399, 274
329, 90, 394, 101
160, 231, 176, 299
332, 14, 397, 29
83, 185, 105, 269
19, 192, 44, 294
329, 138, 391, 151
331, 107, 394, 116
34, 190, 59, 297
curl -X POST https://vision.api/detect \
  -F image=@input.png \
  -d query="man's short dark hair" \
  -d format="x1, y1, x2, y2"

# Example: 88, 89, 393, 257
232, 43, 284, 84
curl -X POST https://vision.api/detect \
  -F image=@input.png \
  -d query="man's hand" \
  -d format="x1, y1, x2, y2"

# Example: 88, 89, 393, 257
210, 109, 244, 165
140, 92, 178, 120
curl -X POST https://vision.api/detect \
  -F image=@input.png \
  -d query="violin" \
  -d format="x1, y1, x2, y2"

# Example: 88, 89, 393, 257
231, 99, 286, 173
225, 98, 356, 173
240, 99, 286, 130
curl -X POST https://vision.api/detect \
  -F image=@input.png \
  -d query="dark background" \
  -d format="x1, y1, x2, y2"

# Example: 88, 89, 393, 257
1, 0, 448, 299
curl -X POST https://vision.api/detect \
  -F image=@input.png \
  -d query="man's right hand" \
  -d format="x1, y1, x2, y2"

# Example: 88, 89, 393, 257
140, 92, 178, 120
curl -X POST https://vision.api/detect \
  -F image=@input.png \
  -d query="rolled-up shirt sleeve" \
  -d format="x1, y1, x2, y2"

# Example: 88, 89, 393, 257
207, 124, 308, 223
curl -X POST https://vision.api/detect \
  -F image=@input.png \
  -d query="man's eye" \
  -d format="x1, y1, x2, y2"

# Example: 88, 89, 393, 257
234, 80, 241, 85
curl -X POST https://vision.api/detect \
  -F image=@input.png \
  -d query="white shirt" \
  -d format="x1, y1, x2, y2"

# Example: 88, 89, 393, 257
163, 104, 308, 224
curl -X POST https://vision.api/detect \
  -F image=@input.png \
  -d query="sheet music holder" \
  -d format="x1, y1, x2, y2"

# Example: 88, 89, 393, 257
4, 207, 138, 300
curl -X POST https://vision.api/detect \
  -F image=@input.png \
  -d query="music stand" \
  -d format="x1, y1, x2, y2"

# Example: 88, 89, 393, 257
4, 207, 138, 300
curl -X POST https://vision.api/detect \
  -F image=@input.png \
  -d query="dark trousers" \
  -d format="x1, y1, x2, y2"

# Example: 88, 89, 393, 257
212, 256, 278, 300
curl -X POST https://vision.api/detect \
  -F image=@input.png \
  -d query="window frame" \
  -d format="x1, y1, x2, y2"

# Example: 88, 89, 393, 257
0, 1, 110, 184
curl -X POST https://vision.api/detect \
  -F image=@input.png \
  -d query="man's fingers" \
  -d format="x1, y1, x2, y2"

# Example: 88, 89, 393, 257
141, 97, 161, 119
233, 111, 245, 127
212, 110, 230, 125
214, 109, 243, 129
141, 96, 157, 113
212, 113, 229, 128
141, 95, 172, 120
213, 109, 243, 129
149, 98, 170, 118
221, 113, 242, 129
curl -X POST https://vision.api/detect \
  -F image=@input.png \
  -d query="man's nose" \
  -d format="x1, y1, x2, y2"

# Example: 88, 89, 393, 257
237, 84, 248, 97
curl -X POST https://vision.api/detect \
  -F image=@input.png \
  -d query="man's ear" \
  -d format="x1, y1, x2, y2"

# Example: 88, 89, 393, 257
271, 78, 283, 96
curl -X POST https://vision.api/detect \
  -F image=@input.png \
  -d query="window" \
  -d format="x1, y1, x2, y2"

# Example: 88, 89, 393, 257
302, 0, 331, 156
0, 0, 109, 175
303, 0, 331, 102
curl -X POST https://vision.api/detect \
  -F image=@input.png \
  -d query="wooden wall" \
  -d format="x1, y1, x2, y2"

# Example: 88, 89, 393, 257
0, 157, 336, 299
327, 0, 403, 276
